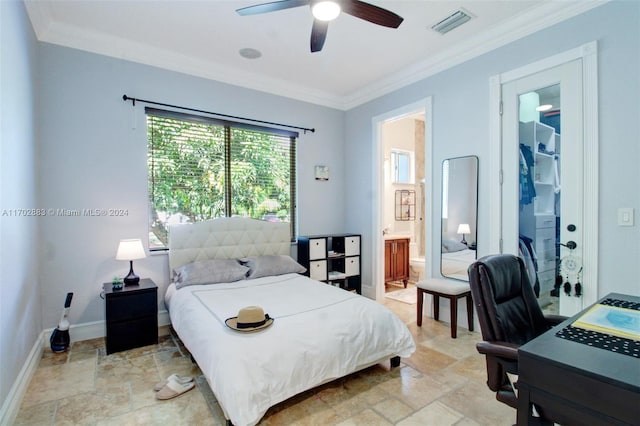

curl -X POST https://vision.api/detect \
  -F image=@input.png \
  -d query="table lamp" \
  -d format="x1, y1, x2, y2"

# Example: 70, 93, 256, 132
116, 239, 146, 285
457, 223, 471, 245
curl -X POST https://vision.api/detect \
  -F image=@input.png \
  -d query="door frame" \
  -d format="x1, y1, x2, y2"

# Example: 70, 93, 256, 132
371, 97, 433, 302
488, 41, 599, 307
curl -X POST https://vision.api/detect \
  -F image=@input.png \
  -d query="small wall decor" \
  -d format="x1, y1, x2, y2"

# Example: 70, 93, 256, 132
395, 190, 415, 221
315, 165, 329, 181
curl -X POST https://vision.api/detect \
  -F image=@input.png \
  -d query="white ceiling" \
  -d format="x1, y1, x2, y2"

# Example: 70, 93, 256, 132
24, 0, 604, 110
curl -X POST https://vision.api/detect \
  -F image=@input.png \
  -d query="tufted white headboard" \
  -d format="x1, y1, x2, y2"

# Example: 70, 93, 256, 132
168, 217, 291, 273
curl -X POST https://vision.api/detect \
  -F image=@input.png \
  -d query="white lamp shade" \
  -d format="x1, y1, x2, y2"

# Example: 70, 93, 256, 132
457, 224, 471, 234
115, 239, 146, 260
311, 1, 341, 21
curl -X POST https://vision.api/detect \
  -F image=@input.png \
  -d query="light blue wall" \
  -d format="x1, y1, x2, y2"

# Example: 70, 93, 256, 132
345, 1, 640, 297
36, 43, 346, 329
0, 0, 41, 409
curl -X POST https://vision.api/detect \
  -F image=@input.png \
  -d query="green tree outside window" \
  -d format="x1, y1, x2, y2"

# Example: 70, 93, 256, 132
147, 109, 296, 249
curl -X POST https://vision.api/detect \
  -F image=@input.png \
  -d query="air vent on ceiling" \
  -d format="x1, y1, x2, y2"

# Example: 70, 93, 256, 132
431, 9, 472, 35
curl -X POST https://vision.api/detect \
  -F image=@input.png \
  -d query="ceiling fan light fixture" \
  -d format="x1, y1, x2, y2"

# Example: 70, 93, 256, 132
311, 1, 341, 21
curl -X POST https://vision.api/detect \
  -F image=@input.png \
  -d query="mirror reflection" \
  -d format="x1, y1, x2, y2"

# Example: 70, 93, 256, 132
441, 155, 478, 280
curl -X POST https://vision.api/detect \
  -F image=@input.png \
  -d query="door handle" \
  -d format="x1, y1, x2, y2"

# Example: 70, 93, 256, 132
560, 241, 577, 250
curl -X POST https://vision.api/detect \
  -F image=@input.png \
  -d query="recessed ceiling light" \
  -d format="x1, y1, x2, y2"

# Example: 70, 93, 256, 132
239, 48, 262, 59
536, 104, 553, 112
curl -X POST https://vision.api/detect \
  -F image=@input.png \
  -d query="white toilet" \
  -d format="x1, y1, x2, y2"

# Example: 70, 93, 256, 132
409, 242, 425, 282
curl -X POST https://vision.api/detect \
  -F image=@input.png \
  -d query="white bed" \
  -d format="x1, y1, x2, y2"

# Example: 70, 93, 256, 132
441, 248, 476, 280
166, 218, 416, 426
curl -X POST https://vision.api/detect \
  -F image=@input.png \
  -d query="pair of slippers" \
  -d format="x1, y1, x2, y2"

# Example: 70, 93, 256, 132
154, 374, 195, 400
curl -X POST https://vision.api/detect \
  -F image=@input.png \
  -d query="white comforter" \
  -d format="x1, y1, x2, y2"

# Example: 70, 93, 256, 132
442, 248, 476, 280
166, 273, 415, 426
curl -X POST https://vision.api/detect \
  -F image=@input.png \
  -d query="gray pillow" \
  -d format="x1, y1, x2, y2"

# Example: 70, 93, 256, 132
442, 239, 468, 253
173, 258, 249, 289
241, 255, 307, 279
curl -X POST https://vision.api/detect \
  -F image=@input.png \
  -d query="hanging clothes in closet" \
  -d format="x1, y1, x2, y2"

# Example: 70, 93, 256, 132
519, 144, 536, 206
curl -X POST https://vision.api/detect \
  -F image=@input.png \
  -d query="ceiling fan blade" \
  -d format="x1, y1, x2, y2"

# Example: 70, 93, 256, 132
310, 19, 329, 52
236, 0, 310, 16
341, 0, 404, 28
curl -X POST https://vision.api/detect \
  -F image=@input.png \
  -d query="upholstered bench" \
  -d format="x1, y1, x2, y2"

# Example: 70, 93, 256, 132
416, 278, 474, 338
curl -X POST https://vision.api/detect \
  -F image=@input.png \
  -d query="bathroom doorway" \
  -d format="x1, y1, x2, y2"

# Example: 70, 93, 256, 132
382, 113, 426, 291
372, 98, 433, 302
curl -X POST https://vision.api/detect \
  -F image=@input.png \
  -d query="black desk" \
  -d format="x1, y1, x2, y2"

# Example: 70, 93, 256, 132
517, 293, 640, 426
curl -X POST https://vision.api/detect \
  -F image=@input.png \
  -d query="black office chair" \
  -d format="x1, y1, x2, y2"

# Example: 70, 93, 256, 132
468, 254, 567, 413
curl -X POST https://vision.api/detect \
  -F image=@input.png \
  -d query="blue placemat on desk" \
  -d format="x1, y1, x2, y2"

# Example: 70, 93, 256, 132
555, 298, 640, 358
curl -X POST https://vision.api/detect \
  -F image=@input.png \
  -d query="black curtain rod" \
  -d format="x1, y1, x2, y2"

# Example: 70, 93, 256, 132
122, 94, 315, 134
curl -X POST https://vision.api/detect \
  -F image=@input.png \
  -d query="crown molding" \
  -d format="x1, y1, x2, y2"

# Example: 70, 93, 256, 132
23, 0, 52, 40
341, 0, 607, 109
23, 1, 345, 109
24, 0, 607, 111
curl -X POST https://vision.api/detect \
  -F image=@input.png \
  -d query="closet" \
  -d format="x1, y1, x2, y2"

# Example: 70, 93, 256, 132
519, 121, 560, 308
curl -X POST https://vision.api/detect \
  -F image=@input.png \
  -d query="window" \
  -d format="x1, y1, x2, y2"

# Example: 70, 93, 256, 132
442, 159, 449, 219
390, 149, 414, 183
146, 108, 297, 250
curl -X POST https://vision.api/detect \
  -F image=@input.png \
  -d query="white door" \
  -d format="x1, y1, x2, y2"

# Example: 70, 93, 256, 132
501, 60, 590, 316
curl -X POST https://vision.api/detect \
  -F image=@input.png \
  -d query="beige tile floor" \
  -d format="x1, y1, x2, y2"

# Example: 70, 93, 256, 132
15, 286, 516, 425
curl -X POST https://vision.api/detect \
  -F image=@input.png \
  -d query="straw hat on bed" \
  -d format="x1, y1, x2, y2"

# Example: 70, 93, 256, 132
225, 306, 274, 332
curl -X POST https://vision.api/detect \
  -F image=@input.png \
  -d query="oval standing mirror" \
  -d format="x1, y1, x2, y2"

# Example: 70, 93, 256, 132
441, 155, 478, 280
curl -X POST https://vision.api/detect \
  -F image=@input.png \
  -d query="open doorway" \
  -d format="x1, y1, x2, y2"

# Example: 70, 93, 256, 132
372, 98, 433, 302
382, 113, 426, 292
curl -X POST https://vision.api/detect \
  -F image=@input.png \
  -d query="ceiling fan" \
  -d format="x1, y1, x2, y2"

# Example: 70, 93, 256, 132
236, 0, 404, 53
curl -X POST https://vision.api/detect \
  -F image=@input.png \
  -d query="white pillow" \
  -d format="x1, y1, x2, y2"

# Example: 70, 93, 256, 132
173, 258, 249, 289
241, 255, 307, 279
442, 239, 468, 253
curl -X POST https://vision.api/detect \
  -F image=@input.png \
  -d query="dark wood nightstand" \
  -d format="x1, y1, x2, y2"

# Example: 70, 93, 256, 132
103, 278, 158, 354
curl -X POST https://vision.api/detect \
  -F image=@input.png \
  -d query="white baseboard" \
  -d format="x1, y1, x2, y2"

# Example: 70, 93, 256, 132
0, 311, 171, 425
0, 330, 44, 426
42, 310, 171, 345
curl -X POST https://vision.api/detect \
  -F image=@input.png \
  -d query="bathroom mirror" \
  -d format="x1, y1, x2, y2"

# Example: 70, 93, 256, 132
441, 155, 478, 281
